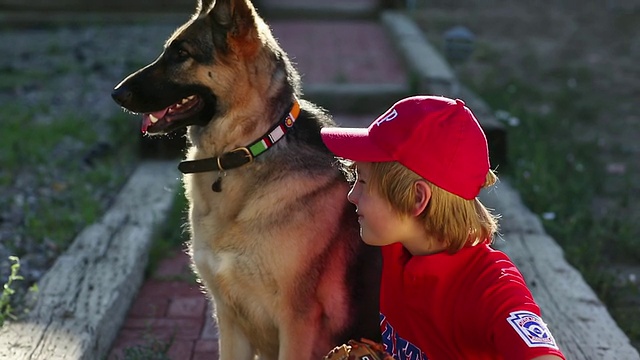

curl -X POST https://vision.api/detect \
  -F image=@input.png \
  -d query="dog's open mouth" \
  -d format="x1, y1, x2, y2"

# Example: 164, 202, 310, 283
141, 94, 203, 134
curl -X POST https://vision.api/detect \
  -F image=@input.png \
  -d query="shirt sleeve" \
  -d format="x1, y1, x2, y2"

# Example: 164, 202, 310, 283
483, 263, 566, 359
491, 306, 566, 359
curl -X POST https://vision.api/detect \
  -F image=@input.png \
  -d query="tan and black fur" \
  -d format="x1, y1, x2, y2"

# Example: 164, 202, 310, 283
112, 0, 381, 359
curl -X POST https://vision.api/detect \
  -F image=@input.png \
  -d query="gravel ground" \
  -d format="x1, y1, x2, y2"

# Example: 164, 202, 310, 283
0, 22, 182, 310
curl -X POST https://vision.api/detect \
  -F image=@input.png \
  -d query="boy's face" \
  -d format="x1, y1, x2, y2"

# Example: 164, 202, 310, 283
348, 162, 415, 247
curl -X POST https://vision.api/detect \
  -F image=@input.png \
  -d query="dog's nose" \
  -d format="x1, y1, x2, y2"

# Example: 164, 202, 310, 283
111, 86, 133, 107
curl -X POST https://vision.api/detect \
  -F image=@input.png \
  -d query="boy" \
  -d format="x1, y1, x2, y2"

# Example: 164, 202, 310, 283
320, 96, 565, 359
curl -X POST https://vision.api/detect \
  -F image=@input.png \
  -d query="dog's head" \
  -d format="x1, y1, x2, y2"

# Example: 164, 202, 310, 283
112, 0, 297, 136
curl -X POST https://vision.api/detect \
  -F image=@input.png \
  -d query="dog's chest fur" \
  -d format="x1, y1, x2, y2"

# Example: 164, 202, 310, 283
184, 160, 350, 352
186, 171, 283, 349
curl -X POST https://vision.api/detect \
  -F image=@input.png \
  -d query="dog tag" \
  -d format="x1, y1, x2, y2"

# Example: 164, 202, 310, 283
212, 176, 222, 192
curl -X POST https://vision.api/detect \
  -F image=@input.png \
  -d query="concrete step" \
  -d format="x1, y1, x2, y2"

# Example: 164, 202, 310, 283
257, 0, 381, 20
270, 19, 410, 114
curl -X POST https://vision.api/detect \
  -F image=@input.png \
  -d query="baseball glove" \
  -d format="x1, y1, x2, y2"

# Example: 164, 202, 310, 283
323, 338, 394, 360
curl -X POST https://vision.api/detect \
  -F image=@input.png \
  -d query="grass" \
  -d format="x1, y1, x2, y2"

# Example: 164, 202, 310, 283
0, 257, 23, 327
0, 69, 49, 92
462, 50, 640, 347
0, 32, 143, 326
1, 102, 138, 252
0, 92, 140, 321
110, 328, 175, 360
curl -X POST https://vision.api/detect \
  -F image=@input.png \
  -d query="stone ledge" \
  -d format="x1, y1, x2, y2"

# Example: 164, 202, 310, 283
480, 181, 640, 360
0, 161, 180, 360
381, 10, 457, 96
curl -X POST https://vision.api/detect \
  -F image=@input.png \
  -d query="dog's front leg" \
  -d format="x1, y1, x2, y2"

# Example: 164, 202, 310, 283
215, 302, 255, 360
277, 309, 326, 360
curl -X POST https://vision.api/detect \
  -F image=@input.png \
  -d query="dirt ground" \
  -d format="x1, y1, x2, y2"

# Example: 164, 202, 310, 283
414, 0, 640, 347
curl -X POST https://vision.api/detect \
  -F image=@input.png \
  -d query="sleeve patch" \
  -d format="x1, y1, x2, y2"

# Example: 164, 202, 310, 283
506, 310, 558, 349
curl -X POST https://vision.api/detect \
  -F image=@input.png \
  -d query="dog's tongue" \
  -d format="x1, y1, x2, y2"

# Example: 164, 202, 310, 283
141, 108, 170, 133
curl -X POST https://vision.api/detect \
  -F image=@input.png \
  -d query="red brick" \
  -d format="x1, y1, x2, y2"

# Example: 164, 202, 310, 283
122, 318, 204, 340
194, 339, 218, 353
192, 351, 219, 360
167, 339, 195, 360
168, 296, 207, 318
155, 250, 193, 278
128, 296, 169, 318
138, 279, 204, 298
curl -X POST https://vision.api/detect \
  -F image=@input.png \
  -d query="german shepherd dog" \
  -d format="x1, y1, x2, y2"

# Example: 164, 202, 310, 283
111, 0, 381, 358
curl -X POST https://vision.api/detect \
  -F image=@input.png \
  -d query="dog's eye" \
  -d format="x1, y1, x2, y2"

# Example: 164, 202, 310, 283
177, 49, 190, 60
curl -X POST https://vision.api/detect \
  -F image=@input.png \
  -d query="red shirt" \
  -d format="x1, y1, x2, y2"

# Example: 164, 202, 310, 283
379, 242, 566, 360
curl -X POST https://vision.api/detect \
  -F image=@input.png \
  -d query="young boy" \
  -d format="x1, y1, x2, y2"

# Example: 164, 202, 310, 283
320, 96, 565, 360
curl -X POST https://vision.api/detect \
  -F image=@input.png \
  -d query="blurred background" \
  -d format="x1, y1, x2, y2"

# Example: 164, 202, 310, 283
0, 0, 638, 355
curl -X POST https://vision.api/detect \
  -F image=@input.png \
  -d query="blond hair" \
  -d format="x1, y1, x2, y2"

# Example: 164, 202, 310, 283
368, 162, 500, 253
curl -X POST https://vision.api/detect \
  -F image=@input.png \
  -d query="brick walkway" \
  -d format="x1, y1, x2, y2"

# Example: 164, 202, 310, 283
108, 249, 218, 360
108, 0, 408, 358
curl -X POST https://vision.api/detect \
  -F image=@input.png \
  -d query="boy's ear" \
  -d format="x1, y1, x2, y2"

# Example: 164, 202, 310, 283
412, 180, 431, 216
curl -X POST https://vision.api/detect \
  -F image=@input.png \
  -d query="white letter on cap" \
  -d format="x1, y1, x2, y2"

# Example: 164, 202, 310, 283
375, 109, 398, 127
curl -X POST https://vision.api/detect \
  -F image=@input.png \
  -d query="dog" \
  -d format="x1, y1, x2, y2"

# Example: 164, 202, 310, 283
111, 0, 382, 359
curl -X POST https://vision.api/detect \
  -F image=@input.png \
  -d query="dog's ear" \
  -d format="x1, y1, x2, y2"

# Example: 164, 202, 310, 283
200, 0, 260, 56
197, 0, 217, 16
201, 0, 256, 37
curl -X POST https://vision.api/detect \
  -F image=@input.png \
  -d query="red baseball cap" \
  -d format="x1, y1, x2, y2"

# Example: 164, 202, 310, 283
320, 95, 490, 200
